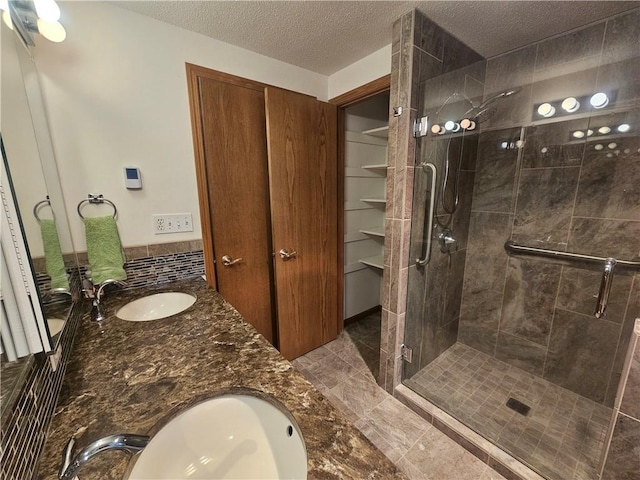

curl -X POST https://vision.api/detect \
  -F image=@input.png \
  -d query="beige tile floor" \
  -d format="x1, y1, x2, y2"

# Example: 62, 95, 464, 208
293, 314, 507, 479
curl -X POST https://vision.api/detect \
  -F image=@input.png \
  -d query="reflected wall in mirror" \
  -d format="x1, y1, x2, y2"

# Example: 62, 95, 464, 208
0, 20, 79, 418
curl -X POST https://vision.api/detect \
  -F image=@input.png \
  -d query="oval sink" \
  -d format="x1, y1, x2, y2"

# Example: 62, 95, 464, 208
127, 392, 307, 479
116, 292, 196, 321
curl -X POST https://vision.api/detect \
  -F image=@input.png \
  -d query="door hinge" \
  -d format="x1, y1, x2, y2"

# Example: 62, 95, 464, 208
413, 116, 428, 137
401, 344, 413, 363
393, 106, 403, 117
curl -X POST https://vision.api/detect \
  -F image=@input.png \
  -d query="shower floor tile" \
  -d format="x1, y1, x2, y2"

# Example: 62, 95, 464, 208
404, 342, 613, 480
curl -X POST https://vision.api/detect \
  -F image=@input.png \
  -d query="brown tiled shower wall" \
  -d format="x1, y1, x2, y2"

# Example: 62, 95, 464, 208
455, 9, 640, 407
380, 9, 485, 392
384, 8, 640, 402
1, 240, 204, 478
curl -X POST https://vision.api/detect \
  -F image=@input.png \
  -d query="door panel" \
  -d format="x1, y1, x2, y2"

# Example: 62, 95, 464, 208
198, 77, 275, 343
264, 87, 339, 359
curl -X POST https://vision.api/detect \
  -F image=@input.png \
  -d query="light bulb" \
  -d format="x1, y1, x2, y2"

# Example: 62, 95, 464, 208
34, 0, 60, 22
444, 121, 461, 132
37, 18, 66, 42
541, 147, 548, 153
572, 131, 585, 139
561, 97, 580, 113
594, 144, 604, 151
2, 10, 12, 30
587, 129, 594, 137
537, 103, 555, 118
590, 92, 609, 109
617, 124, 631, 133
431, 124, 442, 134
598, 126, 611, 134
460, 118, 476, 130
608, 143, 617, 149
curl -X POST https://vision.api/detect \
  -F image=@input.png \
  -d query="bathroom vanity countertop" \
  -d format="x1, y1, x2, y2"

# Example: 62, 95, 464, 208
36, 277, 405, 479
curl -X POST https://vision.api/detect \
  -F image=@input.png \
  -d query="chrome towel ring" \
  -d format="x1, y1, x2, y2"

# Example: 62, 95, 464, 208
77, 194, 117, 219
33, 195, 52, 222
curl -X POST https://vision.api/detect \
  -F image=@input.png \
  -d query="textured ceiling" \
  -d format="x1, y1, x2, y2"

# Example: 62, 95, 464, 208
113, 1, 639, 75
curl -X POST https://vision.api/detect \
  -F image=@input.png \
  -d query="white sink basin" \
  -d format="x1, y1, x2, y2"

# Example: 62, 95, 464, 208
116, 292, 196, 321
127, 392, 307, 479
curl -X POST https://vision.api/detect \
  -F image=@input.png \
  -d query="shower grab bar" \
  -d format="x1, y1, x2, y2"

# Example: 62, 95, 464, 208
416, 163, 437, 267
504, 240, 640, 319
504, 241, 640, 275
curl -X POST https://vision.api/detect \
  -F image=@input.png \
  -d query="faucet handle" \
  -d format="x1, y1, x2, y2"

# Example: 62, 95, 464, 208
82, 279, 95, 299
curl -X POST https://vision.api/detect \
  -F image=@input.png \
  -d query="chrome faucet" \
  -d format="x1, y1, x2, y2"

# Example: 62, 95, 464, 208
83, 278, 127, 322
59, 434, 149, 480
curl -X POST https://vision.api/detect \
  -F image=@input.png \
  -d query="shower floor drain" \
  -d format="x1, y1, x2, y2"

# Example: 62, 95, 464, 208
506, 397, 531, 416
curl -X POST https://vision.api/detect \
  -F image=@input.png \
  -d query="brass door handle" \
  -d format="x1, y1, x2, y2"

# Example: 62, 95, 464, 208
221, 255, 243, 266
278, 249, 297, 260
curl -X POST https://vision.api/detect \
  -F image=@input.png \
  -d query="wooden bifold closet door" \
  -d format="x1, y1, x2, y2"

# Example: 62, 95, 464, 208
264, 87, 339, 360
189, 66, 339, 360
197, 77, 275, 343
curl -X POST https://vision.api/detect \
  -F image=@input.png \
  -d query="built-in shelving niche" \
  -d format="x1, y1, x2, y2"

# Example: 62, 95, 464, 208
343, 94, 389, 320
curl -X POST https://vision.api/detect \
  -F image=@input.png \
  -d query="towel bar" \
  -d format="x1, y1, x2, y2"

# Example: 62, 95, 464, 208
77, 194, 117, 219
33, 196, 52, 222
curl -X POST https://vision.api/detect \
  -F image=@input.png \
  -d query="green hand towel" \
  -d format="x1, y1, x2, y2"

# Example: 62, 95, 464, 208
84, 215, 127, 285
39, 218, 70, 291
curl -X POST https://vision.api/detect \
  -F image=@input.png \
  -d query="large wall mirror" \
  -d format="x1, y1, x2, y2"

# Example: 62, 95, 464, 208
0, 22, 79, 419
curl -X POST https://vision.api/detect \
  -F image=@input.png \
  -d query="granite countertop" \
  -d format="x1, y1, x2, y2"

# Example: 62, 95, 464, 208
37, 277, 404, 479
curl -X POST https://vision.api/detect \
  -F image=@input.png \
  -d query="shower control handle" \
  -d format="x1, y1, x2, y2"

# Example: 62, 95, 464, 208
221, 255, 243, 266
279, 249, 297, 260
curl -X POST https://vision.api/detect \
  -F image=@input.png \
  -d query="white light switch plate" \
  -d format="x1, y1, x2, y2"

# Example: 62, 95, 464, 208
153, 213, 193, 234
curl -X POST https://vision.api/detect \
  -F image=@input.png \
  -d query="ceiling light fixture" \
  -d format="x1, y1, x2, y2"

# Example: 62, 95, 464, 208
590, 92, 609, 109
561, 97, 580, 113
598, 126, 611, 134
537, 103, 556, 118
617, 124, 631, 133
572, 131, 585, 139
2, 0, 65, 45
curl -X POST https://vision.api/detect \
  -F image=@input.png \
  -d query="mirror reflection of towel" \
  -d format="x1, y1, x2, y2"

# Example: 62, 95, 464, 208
39, 218, 70, 291
84, 216, 127, 285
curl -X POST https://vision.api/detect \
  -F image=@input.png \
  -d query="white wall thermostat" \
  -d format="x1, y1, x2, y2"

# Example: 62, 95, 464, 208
124, 167, 142, 189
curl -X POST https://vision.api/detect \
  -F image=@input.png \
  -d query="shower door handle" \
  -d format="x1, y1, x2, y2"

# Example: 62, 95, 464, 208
221, 255, 243, 266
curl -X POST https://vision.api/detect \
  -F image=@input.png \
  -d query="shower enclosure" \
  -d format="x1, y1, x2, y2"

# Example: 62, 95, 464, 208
401, 9, 639, 480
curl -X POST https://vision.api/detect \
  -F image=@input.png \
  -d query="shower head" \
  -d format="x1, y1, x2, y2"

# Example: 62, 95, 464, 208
464, 88, 522, 121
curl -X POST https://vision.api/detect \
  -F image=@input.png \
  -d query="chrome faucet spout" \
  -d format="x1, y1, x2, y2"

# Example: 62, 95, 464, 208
89, 279, 127, 322
59, 433, 149, 480
96, 279, 127, 300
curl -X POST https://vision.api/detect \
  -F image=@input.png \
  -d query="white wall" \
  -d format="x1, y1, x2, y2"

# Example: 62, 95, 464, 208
328, 44, 392, 100
33, 1, 328, 250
